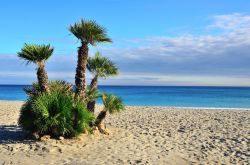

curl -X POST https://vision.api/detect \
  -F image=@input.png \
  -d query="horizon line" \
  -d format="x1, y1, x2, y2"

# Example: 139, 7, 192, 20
1, 84, 250, 88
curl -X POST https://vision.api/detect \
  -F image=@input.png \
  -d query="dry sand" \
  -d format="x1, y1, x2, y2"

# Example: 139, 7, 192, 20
0, 100, 249, 165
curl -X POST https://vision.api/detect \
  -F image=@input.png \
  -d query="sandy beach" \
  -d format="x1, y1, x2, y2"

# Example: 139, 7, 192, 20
0, 100, 249, 165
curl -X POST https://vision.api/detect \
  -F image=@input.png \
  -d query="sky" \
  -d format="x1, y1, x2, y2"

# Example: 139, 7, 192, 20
0, 0, 250, 86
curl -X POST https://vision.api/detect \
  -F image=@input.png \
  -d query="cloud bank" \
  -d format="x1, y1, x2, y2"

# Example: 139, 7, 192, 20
1, 13, 250, 86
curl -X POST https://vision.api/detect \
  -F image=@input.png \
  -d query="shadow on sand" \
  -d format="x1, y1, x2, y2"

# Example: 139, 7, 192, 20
0, 125, 34, 144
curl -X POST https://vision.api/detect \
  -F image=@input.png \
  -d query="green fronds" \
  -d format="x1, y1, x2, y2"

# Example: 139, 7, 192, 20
102, 93, 125, 114
87, 52, 118, 78
24, 82, 41, 99
73, 101, 95, 135
19, 89, 94, 137
18, 100, 38, 132
69, 19, 112, 45
85, 86, 102, 103
31, 91, 74, 137
24, 80, 73, 100
49, 80, 74, 96
17, 43, 54, 65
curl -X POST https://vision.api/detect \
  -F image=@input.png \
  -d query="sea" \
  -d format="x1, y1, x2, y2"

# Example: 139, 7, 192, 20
0, 85, 250, 108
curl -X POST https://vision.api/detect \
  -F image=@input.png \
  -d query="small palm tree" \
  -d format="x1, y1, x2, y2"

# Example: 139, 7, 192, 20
87, 52, 118, 112
69, 19, 112, 100
17, 43, 54, 92
95, 93, 124, 134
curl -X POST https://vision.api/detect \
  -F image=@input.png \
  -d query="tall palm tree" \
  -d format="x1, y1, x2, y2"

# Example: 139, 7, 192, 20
95, 93, 124, 134
87, 52, 118, 112
17, 43, 54, 92
69, 19, 112, 100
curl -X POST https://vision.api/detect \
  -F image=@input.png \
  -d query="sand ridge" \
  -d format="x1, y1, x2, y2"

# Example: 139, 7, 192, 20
0, 101, 249, 164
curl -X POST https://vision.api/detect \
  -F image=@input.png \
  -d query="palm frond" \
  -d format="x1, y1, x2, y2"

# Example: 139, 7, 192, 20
87, 52, 118, 78
73, 100, 95, 135
17, 43, 54, 64
24, 82, 41, 98
102, 93, 125, 114
69, 19, 112, 45
49, 80, 73, 95
24, 80, 73, 100
85, 86, 102, 102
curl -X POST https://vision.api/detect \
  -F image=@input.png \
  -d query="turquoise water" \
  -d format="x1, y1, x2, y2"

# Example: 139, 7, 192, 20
0, 85, 250, 108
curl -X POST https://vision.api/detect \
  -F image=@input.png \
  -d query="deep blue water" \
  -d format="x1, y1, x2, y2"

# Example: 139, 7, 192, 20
1, 85, 250, 108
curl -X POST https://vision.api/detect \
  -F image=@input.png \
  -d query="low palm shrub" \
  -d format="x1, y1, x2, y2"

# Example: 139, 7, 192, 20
95, 93, 125, 134
19, 81, 94, 138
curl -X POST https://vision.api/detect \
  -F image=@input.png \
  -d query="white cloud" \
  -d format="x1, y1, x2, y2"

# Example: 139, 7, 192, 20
97, 13, 250, 82
208, 13, 250, 30
103, 72, 250, 86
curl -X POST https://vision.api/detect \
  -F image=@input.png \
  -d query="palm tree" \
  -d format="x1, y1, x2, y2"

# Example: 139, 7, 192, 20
95, 93, 124, 134
17, 43, 54, 92
69, 19, 112, 100
87, 52, 118, 112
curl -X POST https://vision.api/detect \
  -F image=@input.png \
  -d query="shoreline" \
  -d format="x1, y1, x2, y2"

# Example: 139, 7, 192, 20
123, 105, 250, 111
1, 100, 250, 111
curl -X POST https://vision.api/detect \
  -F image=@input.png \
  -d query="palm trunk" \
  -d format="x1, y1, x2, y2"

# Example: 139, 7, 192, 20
87, 100, 96, 113
95, 110, 109, 134
87, 75, 98, 112
37, 62, 49, 93
90, 75, 98, 89
95, 110, 106, 126
75, 43, 88, 99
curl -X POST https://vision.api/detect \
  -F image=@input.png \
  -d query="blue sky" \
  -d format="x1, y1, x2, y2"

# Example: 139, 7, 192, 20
0, 0, 250, 86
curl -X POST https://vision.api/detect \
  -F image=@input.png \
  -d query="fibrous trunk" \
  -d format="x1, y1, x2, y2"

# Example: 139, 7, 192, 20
95, 110, 108, 134
87, 75, 98, 113
90, 75, 98, 89
95, 110, 107, 126
75, 43, 88, 99
37, 62, 49, 93
87, 100, 96, 113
